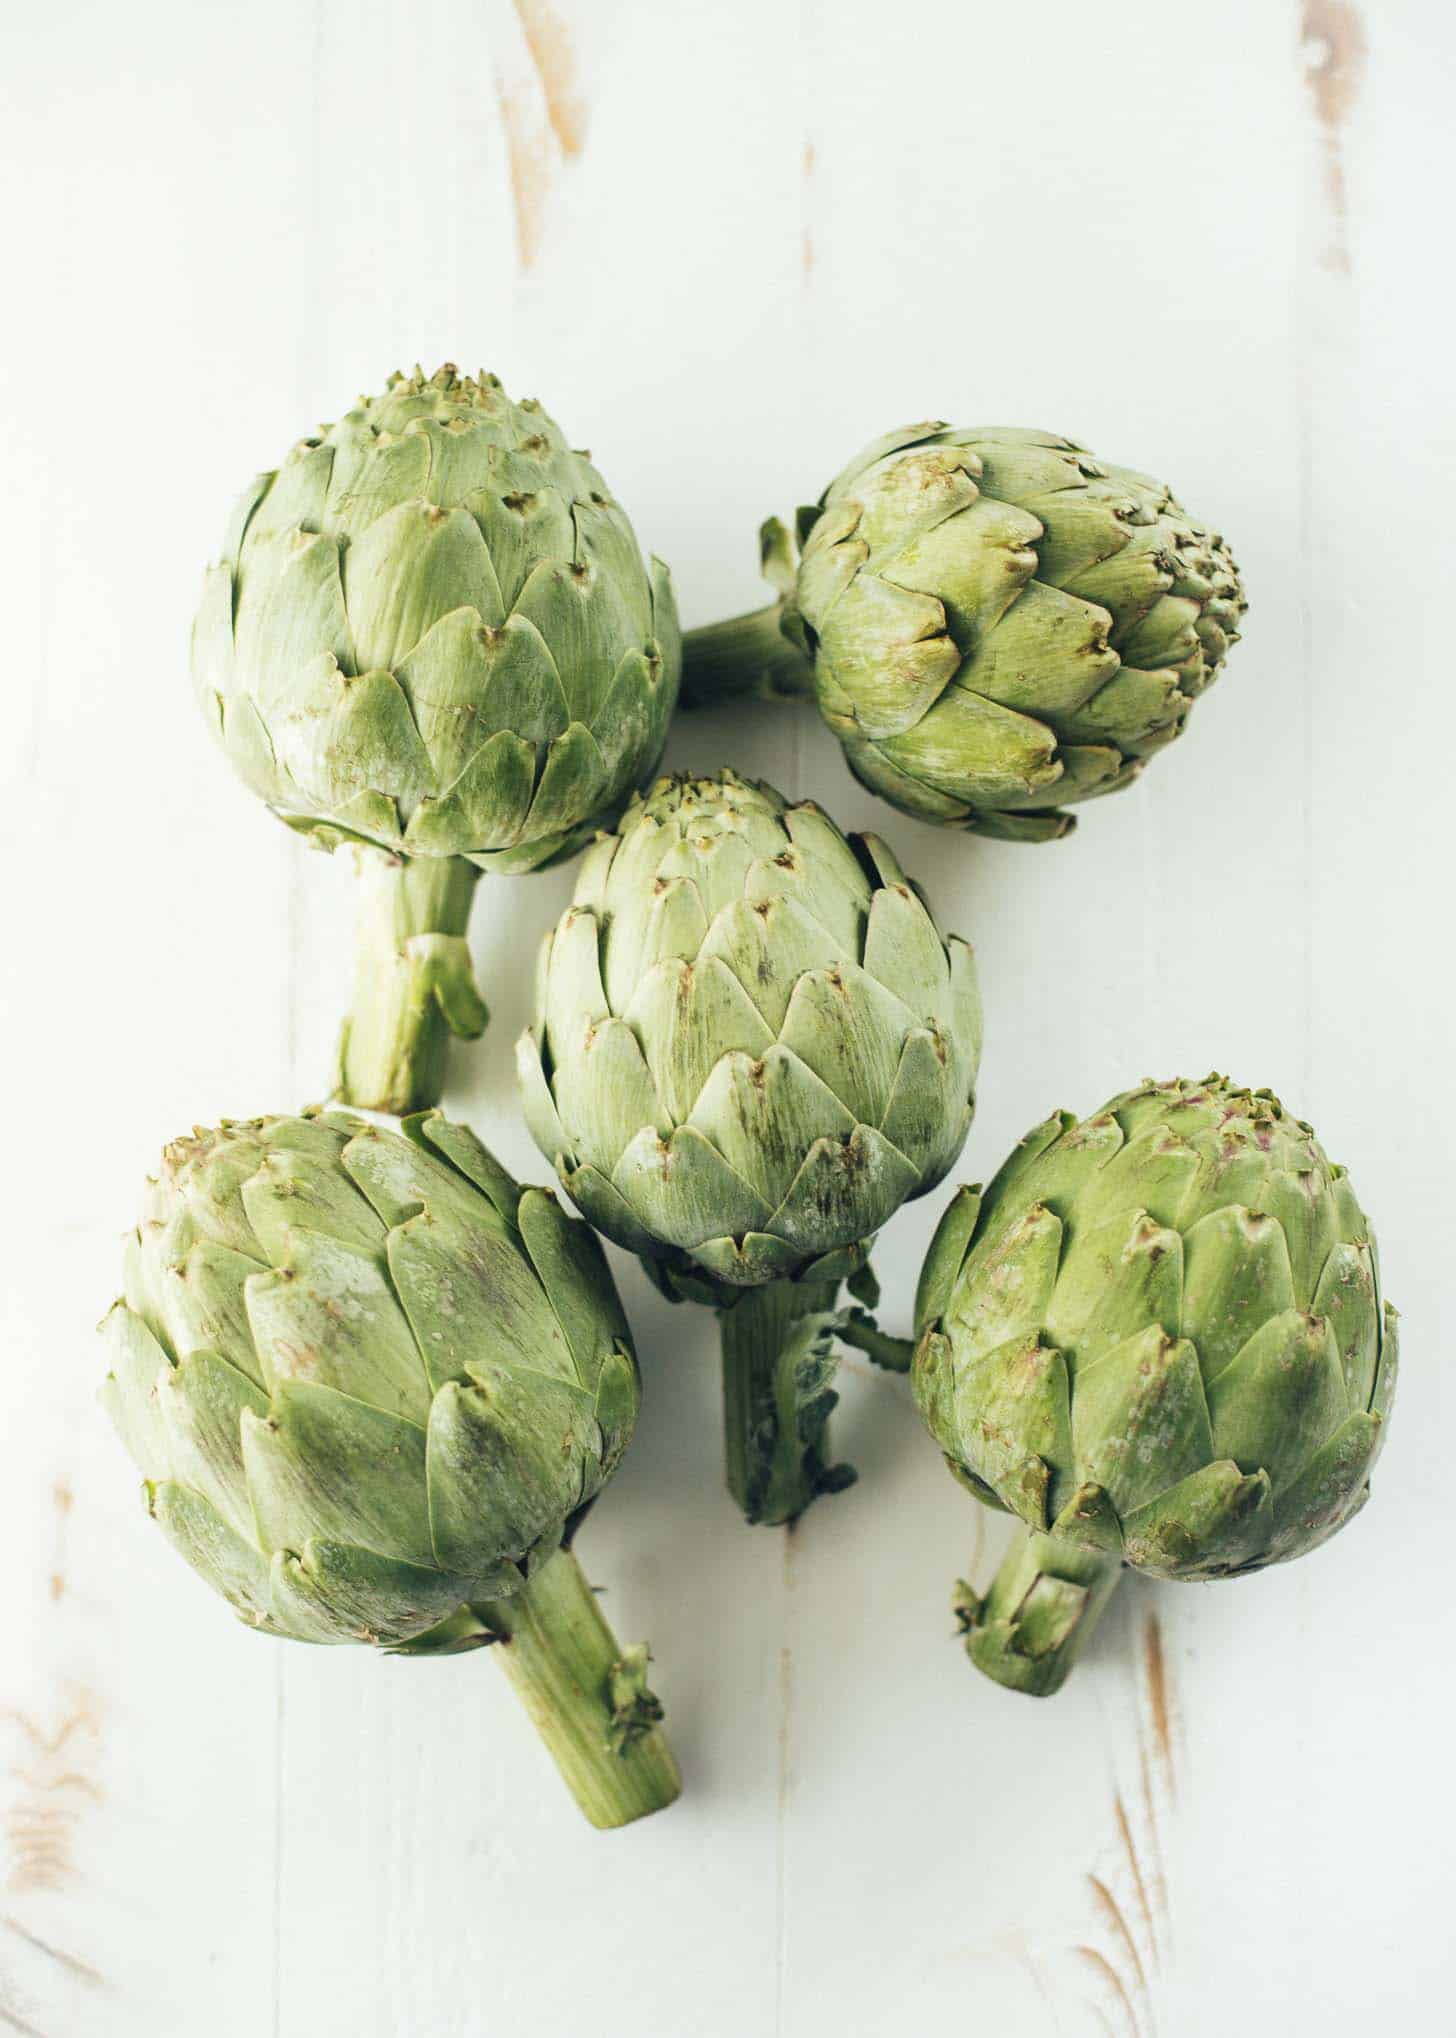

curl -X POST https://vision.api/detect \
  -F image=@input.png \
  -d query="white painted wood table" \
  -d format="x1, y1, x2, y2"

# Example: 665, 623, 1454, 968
3, 2, 1450, 2031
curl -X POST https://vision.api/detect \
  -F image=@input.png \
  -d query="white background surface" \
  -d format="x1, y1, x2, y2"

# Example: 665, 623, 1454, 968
2, 1, 1451, 2032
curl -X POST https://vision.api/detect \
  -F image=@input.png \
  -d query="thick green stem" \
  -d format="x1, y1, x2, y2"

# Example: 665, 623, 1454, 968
335, 849, 487, 1114
719, 1278, 855, 1526
956, 1528, 1124, 1698
478, 1546, 681, 1830
680, 605, 816, 709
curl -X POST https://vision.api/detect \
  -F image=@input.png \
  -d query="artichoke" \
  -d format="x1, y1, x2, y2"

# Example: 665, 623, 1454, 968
193, 364, 681, 1113
100, 1108, 680, 1827
912, 1076, 1397, 1694
517, 770, 982, 1524
682, 424, 1243, 841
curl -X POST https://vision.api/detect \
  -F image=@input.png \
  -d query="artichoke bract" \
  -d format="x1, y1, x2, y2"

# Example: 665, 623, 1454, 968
682, 425, 1244, 841
193, 364, 681, 1113
100, 1109, 680, 1828
517, 770, 982, 1524
913, 1076, 1397, 1695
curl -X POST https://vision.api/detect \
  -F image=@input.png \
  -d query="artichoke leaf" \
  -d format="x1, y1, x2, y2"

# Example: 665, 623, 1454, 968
519, 723, 610, 843
99, 1303, 176, 1480
425, 1372, 597, 1572
766, 1123, 920, 1258
1180, 1206, 1297, 1384
697, 895, 841, 1035
242, 1383, 433, 1569
403, 728, 536, 855
240, 1142, 387, 1260
343, 501, 504, 670
1121, 1460, 1272, 1579
624, 956, 775, 1126
515, 1186, 634, 1383
1070, 1328, 1213, 1519
243, 1232, 432, 1424
1205, 1309, 1348, 1493
950, 1333, 1071, 1529
551, 1015, 669, 1178
610, 1121, 772, 1252
686, 1045, 854, 1211
944, 1199, 1062, 1361
877, 683, 1063, 807
387, 1204, 576, 1393
148, 1481, 277, 1631
913, 1186, 982, 1340
1048, 1211, 1183, 1374
268, 1541, 483, 1648
777, 960, 922, 1128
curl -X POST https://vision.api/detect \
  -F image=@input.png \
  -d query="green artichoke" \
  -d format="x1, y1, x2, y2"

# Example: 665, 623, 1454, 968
100, 1107, 680, 1827
193, 364, 681, 1113
912, 1076, 1397, 1695
682, 424, 1243, 841
517, 769, 982, 1524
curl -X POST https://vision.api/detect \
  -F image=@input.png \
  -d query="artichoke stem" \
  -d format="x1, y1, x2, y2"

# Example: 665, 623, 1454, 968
719, 1278, 855, 1527
959, 1529, 1124, 1698
836, 1309, 915, 1374
336, 849, 487, 1114
680, 605, 815, 709
478, 1545, 681, 1830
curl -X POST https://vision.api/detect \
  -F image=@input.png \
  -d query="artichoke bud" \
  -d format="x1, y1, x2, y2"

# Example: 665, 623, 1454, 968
916, 1074, 1397, 1586
686, 425, 1244, 841
517, 769, 984, 1293
100, 1109, 643, 1651
194, 363, 680, 871
195, 366, 684, 1115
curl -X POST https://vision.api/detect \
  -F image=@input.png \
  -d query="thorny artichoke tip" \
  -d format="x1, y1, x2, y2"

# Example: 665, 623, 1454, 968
517, 769, 983, 1523
682, 425, 1244, 841
100, 1107, 681, 1827
192, 364, 681, 1113
913, 1076, 1396, 1695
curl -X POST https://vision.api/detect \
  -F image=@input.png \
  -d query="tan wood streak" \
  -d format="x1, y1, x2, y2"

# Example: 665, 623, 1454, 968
1, 1920, 101, 1989
1075, 1945, 1141, 2038
1301, 2, 1366, 270
1136, 1740, 1170, 1929
1087, 1874, 1147, 1996
47, 1483, 70, 1608
496, 81, 554, 271
3, 1703, 102, 1895
1140, 1613, 1176, 1798
0, 1993, 48, 2038
1113, 1792, 1160, 1968
496, 3, 590, 269
512, 1, 586, 157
